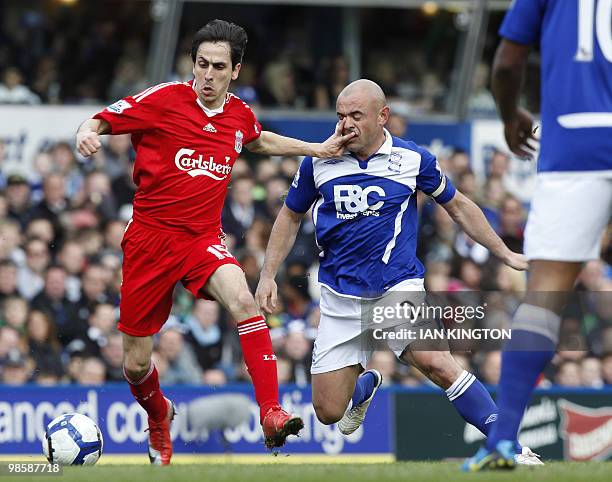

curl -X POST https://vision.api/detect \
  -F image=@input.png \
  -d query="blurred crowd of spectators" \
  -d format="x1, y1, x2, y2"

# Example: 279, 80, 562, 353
0, 124, 610, 388
0, 1, 609, 390
0, 1, 508, 116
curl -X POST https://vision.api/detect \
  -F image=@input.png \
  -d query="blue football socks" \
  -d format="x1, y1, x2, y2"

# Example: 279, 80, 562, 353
446, 370, 499, 436
486, 328, 556, 449
351, 371, 377, 407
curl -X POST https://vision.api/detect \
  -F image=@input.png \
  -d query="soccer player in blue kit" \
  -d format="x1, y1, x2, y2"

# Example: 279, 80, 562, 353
256, 79, 541, 465
464, 0, 612, 471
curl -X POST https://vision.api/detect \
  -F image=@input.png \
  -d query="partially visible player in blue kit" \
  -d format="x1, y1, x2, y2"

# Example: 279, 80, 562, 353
464, 0, 612, 471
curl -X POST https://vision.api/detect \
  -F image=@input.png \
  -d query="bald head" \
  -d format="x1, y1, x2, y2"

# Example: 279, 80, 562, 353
338, 79, 386, 109
336, 79, 390, 160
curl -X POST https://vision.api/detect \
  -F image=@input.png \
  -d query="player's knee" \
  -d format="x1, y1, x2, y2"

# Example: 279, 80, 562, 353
313, 401, 344, 425
123, 356, 151, 381
229, 290, 259, 319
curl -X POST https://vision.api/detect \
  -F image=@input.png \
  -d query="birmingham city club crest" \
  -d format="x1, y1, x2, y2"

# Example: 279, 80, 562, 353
388, 152, 402, 173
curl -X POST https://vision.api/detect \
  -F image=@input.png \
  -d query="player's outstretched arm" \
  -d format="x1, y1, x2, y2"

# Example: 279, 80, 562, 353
442, 191, 528, 271
246, 121, 355, 158
76, 118, 111, 157
491, 39, 537, 159
256, 205, 305, 314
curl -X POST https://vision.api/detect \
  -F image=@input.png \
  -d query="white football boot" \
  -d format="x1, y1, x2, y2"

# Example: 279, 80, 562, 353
338, 369, 383, 435
515, 446, 544, 466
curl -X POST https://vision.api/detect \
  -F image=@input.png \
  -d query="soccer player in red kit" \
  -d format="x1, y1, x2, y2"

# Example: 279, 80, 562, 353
76, 19, 354, 465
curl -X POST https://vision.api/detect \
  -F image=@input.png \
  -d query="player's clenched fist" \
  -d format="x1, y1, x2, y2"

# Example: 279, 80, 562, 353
503, 107, 538, 160
255, 276, 278, 314
76, 130, 102, 157
75, 118, 109, 157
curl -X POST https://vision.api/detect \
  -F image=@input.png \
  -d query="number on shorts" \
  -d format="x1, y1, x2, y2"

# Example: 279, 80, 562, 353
207, 244, 233, 260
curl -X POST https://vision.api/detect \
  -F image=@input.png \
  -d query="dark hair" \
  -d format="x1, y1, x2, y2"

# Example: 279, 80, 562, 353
0, 259, 17, 270
27, 309, 60, 350
45, 264, 66, 276
191, 19, 248, 68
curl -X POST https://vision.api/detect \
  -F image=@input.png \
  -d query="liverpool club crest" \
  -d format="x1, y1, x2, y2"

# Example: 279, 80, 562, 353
235, 130, 243, 153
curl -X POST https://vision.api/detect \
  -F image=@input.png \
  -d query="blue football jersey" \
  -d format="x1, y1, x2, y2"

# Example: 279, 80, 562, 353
285, 131, 456, 298
500, 0, 612, 173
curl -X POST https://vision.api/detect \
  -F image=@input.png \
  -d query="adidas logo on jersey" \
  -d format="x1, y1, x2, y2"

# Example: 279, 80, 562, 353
203, 123, 217, 133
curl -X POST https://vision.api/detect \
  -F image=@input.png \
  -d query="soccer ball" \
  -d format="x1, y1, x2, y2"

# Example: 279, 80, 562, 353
43, 413, 103, 466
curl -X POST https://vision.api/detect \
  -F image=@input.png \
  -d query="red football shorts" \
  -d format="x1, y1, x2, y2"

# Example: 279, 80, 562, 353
118, 220, 241, 337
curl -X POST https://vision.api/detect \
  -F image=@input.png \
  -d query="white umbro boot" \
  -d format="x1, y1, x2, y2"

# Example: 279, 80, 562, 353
338, 369, 383, 435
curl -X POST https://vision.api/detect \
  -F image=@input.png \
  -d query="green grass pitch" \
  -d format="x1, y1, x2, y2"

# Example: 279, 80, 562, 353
0, 454, 612, 482
17, 461, 612, 482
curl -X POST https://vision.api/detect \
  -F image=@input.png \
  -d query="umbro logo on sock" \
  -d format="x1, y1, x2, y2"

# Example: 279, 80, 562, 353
203, 123, 217, 133
485, 413, 498, 424
263, 354, 277, 361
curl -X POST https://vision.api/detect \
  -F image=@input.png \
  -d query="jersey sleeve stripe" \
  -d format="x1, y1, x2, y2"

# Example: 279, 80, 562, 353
133, 81, 180, 102
430, 175, 447, 198
133, 81, 181, 102
132, 82, 178, 100
132, 84, 157, 100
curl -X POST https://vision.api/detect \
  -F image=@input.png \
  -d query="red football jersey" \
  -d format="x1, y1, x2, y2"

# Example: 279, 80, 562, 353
94, 80, 261, 235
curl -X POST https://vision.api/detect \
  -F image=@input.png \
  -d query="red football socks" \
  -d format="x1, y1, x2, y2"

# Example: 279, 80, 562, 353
124, 363, 168, 423
237, 315, 280, 422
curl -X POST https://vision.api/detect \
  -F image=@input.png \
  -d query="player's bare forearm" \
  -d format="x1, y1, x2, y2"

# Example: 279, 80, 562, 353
443, 192, 508, 258
246, 127, 355, 159
247, 131, 319, 157
76, 118, 111, 157
77, 118, 111, 136
256, 205, 304, 313
492, 39, 537, 159
442, 191, 528, 270
260, 205, 303, 279
491, 39, 529, 123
